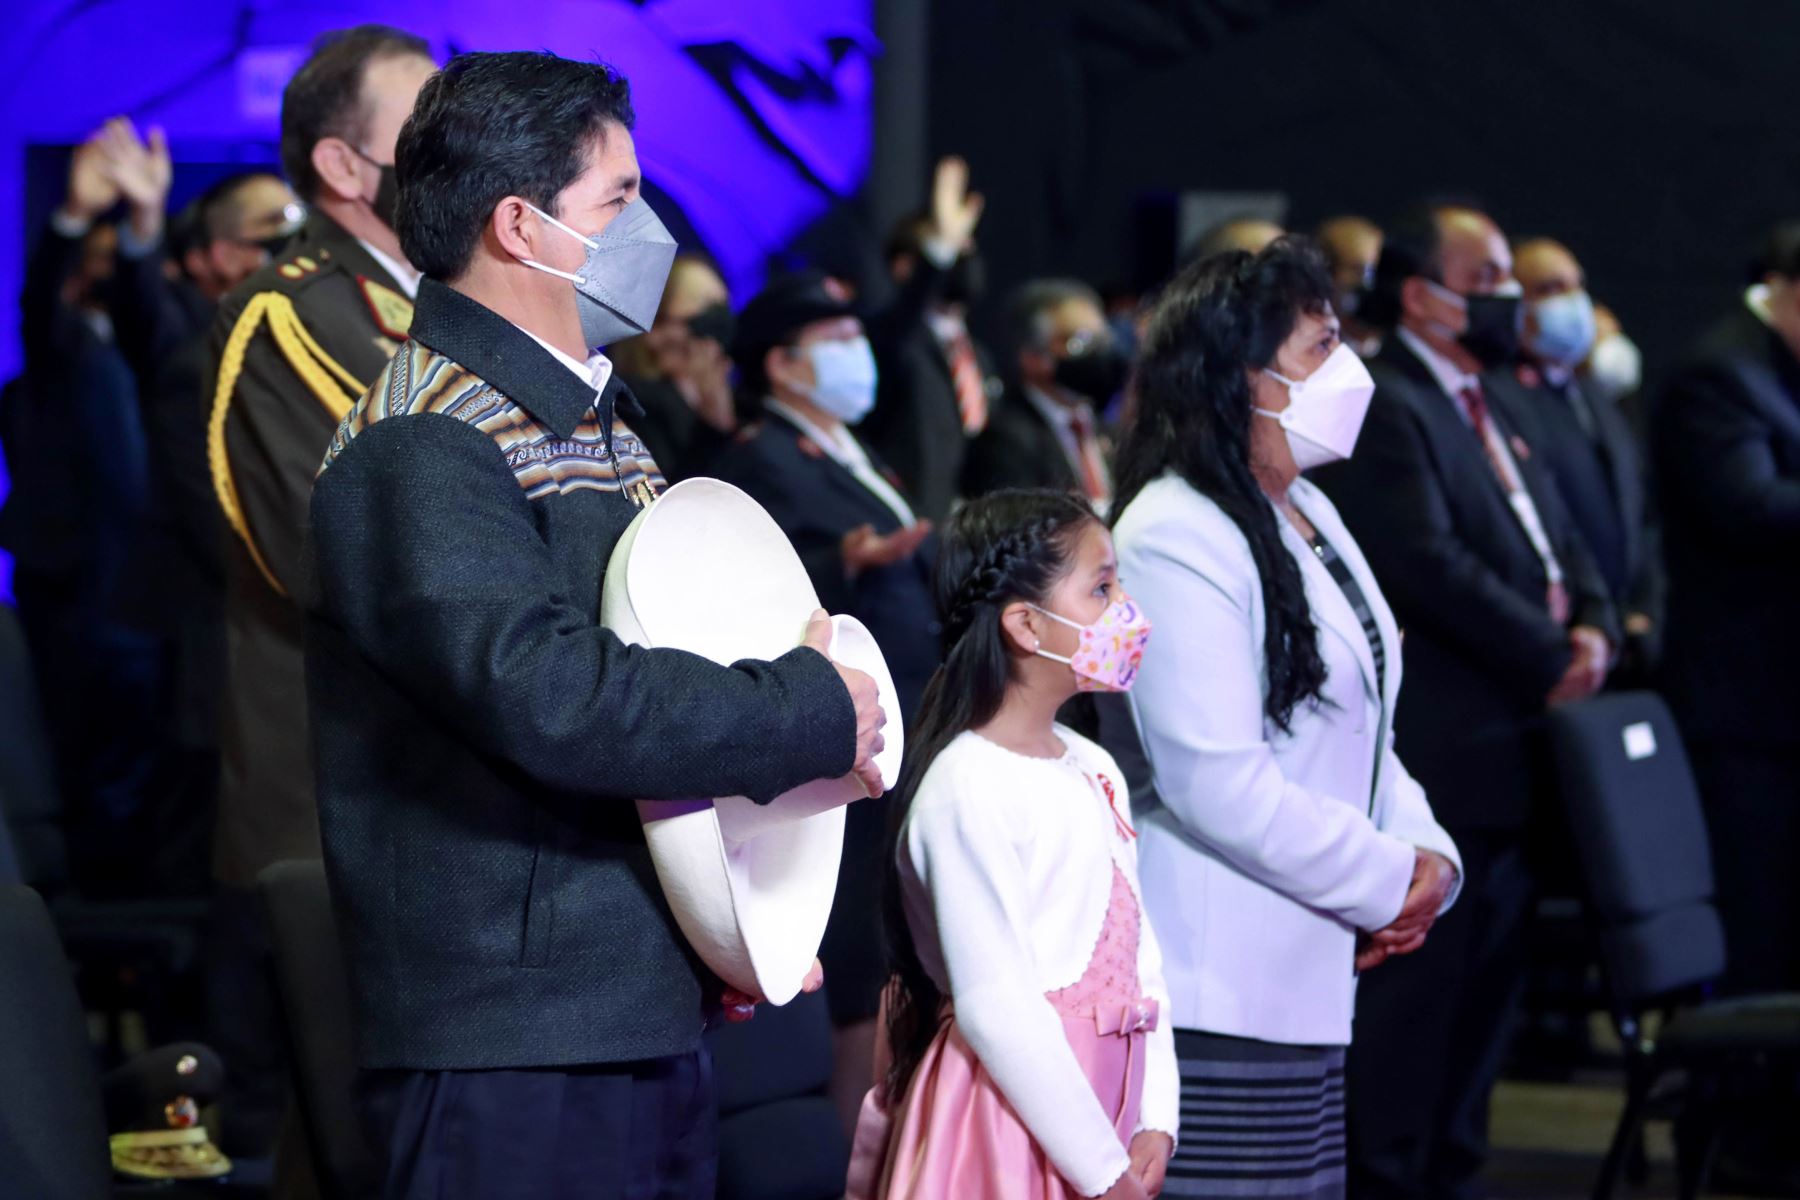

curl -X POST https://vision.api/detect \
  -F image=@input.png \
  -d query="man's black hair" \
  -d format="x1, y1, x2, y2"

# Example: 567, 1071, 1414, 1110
395, 50, 636, 281
279, 25, 432, 203
1362, 206, 1448, 331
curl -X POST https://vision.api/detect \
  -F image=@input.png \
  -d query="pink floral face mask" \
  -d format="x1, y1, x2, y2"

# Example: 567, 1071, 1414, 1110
1028, 594, 1152, 692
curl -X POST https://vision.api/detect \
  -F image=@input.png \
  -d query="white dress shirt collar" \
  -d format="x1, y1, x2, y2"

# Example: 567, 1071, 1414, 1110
1396, 326, 1481, 401
518, 327, 615, 398
356, 238, 422, 300
765, 398, 917, 527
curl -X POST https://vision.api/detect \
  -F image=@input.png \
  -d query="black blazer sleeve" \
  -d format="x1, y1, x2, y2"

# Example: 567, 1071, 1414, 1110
20, 224, 87, 371
110, 241, 191, 387
1656, 358, 1800, 545
308, 413, 856, 804
712, 442, 857, 615
1316, 388, 1573, 701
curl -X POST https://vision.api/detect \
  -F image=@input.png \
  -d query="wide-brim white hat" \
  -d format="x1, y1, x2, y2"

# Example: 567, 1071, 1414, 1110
602, 477, 904, 1006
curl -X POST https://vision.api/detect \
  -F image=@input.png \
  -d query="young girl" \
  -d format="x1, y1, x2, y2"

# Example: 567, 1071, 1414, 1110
849, 489, 1179, 1200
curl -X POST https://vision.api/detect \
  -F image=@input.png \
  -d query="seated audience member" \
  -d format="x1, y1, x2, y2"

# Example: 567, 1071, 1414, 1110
1310, 204, 1617, 1200
609, 252, 737, 480
1315, 214, 1385, 357
858, 156, 996, 525
1511, 237, 1662, 681
1106, 237, 1461, 1200
1653, 219, 1800, 996
962, 279, 1127, 513
714, 270, 937, 1132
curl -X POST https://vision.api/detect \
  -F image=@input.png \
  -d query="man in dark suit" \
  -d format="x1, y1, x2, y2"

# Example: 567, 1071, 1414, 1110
714, 270, 937, 1132
857, 156, 997, 525
962, 277, 1128, 511
201, 24, 435, 1158
305, 52, 882, 1197
1654, 221, 1800, 996
0, 139, 153, 887
1312, 206, 1618, 1200
93, 116, 305, 894
1511, 237, 1662, 684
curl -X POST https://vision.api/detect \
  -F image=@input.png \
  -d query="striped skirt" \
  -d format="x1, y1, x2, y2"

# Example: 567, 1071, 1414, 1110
1162, 1030, 1346, 1199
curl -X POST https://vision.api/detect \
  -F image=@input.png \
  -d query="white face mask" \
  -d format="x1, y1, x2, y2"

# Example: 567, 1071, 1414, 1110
1585, 332, 1643, 405
1254, 342, 1376, 470
800, 336, 879, 424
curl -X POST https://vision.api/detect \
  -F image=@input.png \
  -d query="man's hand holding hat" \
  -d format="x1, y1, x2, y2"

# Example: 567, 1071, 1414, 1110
803, 608, 888, 799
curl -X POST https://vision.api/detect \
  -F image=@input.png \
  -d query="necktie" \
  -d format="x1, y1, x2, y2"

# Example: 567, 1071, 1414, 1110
1067, 410, 1110, 505
943, 330, 988, 434
1460, 382, 1569, 621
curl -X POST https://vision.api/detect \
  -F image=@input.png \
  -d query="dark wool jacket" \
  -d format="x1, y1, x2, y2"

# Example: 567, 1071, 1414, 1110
304, 278, 856, 1071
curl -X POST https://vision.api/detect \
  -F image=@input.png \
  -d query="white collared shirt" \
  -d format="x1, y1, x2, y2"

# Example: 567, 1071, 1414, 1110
765, 398, 916, 528
518, 327, 615, 399
357, 238, 422, 299
1396, 326, 1564, 587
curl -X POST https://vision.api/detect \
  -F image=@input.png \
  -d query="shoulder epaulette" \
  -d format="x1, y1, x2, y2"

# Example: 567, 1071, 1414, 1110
207, 290, 371, 596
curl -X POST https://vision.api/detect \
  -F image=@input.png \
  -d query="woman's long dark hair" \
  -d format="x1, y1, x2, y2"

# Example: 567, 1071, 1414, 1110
1111, 235, 1335, 732
879, 488, 1099, 1106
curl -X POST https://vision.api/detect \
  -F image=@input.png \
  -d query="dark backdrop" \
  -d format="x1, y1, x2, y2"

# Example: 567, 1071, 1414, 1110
923, 0, 1800, 383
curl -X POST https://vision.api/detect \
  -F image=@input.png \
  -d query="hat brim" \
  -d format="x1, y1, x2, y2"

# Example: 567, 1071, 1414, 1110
604, 478, 904, 1004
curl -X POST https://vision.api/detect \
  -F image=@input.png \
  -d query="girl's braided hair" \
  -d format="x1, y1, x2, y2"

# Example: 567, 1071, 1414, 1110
879, 488, 1098, 1106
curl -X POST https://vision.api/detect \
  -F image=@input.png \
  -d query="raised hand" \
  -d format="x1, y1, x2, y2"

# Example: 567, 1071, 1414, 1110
63, 139, 120, 225
929, 156, 985, 253
95, 117, 172, 241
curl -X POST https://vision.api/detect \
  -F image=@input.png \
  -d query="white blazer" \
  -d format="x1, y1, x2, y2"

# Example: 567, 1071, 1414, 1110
1113, 473, 1462, 1047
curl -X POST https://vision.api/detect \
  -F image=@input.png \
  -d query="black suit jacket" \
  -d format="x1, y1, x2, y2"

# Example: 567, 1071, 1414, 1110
859, 259, 999, 525
961, 387, 1084, 500
1312, 337, 1617, 831
712, 411, 939, 725
1652, 305, 1800, 746
1506, 368, 1664, 670
0, 223, 145, 584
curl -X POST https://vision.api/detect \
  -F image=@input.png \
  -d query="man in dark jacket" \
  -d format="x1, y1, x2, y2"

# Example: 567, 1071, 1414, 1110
1654, 221, 1800, 997
1510, 237, 1662, 685
714, 271, 938, 1129
306, 51, 883, 1198
1313, 206, 1618, 1200
857, 156, 996, 525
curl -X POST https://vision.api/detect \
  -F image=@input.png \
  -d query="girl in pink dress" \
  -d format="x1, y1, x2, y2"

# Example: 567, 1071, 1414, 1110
847, 489, 1179, 1200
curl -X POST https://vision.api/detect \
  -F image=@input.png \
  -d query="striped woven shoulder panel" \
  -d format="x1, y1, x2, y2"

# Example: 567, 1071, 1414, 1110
319, 340, 505, 475
318, 341, 666, 507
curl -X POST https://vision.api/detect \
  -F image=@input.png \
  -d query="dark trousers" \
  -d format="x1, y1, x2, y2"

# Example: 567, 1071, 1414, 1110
356, 1052, 718, 1200
1346, 831, 1534, 1200
1691, 741, 1800, 994
204, 885, 288, 1157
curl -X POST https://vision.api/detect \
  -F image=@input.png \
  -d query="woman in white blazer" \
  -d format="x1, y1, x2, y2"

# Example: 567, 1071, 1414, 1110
1102, 239, 1462, 1200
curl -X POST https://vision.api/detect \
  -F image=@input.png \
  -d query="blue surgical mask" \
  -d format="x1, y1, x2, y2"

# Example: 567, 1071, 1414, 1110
1526, 289, 1598, 367
803, 336, 879, 424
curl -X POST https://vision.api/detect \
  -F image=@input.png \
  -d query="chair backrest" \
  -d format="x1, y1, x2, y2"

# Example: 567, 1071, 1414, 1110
711, 986, 848, 1200
0, 884, 110, 1200
0, 603, 66, 889
257, 859, 381, 1199
1545, 690, 1726, 1007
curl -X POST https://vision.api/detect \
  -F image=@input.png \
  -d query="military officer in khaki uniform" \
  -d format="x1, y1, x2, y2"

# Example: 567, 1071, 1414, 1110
201, 24, 435, 1159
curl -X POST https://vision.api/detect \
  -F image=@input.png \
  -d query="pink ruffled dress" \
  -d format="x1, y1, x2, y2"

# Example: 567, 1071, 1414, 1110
847, 864, 1160, 1199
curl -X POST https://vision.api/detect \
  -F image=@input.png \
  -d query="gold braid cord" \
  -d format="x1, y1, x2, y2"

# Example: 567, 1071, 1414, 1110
207, 292, 368, 597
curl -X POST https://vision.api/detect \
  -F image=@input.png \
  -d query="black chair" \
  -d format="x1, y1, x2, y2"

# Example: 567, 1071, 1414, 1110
712, 986, 850, 1200
0, 882, 115, 1200
0, 604, 209, 1055
1545, 691, 1800, 1199
257, 859, 381, 1199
